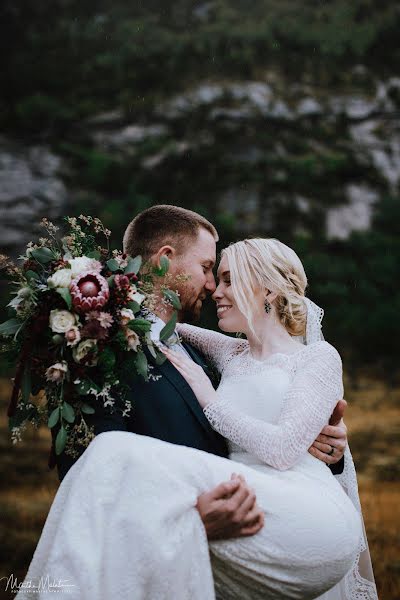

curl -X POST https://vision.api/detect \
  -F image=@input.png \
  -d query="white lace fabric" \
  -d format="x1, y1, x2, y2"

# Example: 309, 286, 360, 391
304, 297, 325, 344
178, 323, 378, 600
205, 342, 342, 471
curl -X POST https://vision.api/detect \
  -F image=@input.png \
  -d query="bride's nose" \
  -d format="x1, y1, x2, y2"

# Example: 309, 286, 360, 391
212, 284, 223, 301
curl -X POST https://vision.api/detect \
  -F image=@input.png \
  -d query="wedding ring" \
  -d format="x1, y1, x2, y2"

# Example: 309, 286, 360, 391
328, 446, 335, 456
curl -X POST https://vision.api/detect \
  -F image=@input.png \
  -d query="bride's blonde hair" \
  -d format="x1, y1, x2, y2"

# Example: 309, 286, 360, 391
222, 238, 308, 337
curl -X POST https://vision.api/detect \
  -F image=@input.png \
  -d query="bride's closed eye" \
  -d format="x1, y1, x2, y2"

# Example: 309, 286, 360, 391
216, 276, 231, 285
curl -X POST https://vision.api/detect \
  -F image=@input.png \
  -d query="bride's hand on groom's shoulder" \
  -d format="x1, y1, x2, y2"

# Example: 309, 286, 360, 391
162, 348, 217, 409
196, 474, 265, 541
308, 399, 348, 465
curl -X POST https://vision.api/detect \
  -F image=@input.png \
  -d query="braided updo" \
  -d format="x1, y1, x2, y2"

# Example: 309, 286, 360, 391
222, 238, 308, 337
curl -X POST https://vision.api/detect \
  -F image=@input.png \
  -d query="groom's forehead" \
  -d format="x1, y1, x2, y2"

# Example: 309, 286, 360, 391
186, 246, 216, 266
185, 228, 217, 263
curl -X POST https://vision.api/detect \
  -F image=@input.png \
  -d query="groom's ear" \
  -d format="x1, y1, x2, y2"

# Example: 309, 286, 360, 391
152, 244, 177, 268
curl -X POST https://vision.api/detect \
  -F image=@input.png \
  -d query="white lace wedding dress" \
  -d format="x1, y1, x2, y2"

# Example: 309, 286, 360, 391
17, 326, 375, 600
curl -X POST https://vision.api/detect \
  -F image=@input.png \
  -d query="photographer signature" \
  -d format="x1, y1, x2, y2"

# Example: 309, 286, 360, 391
0, 573, 78, 594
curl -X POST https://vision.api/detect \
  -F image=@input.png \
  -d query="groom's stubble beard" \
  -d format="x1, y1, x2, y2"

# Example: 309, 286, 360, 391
176, 280, 206, 323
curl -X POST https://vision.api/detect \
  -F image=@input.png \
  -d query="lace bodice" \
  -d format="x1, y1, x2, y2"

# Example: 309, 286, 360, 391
178, 324, 343, 471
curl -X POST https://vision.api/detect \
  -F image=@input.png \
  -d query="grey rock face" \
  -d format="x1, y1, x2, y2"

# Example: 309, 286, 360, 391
296, 98, 323, 117
350, 119, 400, 193
92, 124, 169, 153
326, 184, 379, 240
3, 66, 398, 253
146, 74, 399, 239
0, 137, 67, 257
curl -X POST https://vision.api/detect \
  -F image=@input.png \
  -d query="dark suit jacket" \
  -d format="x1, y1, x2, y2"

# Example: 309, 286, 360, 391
54, 342, 344, 480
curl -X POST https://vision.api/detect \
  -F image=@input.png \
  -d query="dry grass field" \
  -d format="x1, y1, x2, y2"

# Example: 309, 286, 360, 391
0, 374, 399, 600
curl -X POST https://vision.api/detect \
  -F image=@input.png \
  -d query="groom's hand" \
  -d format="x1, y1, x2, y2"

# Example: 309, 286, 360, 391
196, 474, 264, 540
308, 399, 348, 465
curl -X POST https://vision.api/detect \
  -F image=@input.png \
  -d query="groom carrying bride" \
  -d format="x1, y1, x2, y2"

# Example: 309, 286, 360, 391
18, 202, 378, 600
55, 204, 347, 541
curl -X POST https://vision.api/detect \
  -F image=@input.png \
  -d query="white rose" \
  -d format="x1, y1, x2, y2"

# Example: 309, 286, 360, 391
119, 308, 135, 326
72, 338, 98, 365
69, 257, 102, 278
49, 309, 76, 333
47, 268, 72, 289
124, 328, 140, 351
45, 361, 69, 383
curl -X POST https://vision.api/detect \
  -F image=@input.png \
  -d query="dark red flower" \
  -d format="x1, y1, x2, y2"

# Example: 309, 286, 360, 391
114, 274, 130, 290
70, 271, 110, 313
81, 319, 109, 340
23, 259, 40, 272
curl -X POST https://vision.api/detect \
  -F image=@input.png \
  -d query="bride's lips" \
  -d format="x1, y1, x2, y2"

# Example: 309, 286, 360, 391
217, 305, 232, 317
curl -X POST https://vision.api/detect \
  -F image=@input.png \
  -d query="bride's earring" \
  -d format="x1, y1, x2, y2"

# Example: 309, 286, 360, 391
264, 298, 271, 313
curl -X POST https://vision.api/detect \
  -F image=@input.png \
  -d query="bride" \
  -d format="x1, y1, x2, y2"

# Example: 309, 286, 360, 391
16, 238, 376, 600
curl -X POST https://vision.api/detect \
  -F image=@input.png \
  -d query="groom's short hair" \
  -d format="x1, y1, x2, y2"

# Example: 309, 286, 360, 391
123, 204, 218, 260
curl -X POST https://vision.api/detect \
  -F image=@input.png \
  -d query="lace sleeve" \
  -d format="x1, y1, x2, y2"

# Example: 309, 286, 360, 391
177, 324, 246, 372
204, 341, 344, 471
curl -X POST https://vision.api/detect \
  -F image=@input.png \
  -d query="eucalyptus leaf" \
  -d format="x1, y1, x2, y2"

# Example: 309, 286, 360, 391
81, 403, 95, 414
48, 407, 60, 428
128, 318, 152, 334
159, 312, 177, 342
106, 258, 120, 272
155, 351, 167, 365
55, 425, 67, 455
75, 379, 93, 395
56, 287, 72, 309
25, 270, 40, 282
162, 289, 182, 310
0, 318, 22, 337
124, 255, 142, 275
153, 255, 169, 277
160, 255, 169, 273
13, 321, 25, 341
31, 247, 54, 264
135, 350, 148, 380
61, 401, 75, 423
145, 332, 157, 359
127, 300, 141, 314
87, 250, 101, 260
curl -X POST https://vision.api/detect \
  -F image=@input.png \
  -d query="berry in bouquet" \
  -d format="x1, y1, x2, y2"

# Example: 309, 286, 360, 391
0, 215, 181, 462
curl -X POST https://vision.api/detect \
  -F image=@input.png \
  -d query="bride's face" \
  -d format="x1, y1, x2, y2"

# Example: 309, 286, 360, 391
212, 255, 249, 333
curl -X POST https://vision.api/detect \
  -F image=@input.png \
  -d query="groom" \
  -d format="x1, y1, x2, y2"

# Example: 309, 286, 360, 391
56, 204, 348, 540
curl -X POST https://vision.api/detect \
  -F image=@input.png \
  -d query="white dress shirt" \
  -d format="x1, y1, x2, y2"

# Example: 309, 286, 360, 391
148, 312, 192, 360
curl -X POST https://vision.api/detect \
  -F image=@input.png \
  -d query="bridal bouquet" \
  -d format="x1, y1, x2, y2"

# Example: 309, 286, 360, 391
0, 216, 179, 459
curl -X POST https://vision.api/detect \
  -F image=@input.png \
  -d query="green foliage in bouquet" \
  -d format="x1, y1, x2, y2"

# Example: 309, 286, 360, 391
0, 215, 181, 460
